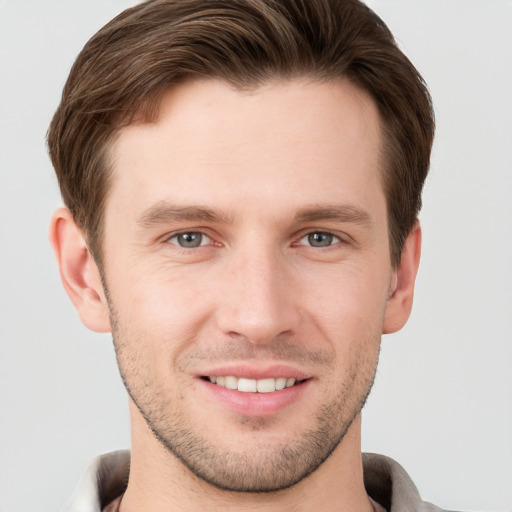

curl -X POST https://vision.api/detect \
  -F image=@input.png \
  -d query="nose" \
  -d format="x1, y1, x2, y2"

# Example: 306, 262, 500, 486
215, 246, 301, 345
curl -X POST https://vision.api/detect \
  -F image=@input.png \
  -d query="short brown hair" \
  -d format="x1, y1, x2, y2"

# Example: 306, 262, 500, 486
48, 0, 434, 266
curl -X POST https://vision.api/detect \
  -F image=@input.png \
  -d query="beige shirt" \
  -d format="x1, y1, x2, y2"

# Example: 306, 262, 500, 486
62, 451, 451, 512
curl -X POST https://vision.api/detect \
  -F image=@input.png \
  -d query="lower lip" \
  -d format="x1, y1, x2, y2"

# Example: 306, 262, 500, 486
199, 378, 311, 417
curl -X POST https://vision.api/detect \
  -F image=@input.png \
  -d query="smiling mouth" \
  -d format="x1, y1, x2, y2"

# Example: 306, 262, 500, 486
202, 376, 307, 393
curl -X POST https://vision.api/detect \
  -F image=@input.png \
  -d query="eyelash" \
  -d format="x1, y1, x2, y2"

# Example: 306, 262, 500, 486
296, 231, 343, 248
167, 231, 213, 249
166, 230, 345, 250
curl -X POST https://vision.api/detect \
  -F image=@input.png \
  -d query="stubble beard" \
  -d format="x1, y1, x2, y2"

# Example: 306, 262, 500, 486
135, 387, 374, 493
107, 301, 380, 493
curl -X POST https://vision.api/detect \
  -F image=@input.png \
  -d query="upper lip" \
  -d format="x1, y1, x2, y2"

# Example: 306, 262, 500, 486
197, 364, 312, 380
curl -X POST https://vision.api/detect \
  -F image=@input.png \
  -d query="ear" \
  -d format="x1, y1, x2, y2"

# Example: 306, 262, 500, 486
382, 222, 422, 334
49, 208, 111, 333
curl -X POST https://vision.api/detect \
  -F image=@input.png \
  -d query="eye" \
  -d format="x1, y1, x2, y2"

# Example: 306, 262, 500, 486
168, 232, 211, 248
299, 232, 341, 248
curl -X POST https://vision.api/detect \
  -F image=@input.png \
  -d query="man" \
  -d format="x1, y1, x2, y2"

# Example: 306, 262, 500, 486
47, 0, 440, 510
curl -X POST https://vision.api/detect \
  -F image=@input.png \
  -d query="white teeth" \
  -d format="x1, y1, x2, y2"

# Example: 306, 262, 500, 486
275, 377, 287, 390
238, 378, 257, 392
224, 376, 238, 390
256, 378, 275, 393
207, 376, 300, 393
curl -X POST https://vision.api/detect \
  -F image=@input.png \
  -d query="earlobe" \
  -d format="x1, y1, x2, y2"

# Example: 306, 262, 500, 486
49, 208, 111, 333
382, 222, 422, 334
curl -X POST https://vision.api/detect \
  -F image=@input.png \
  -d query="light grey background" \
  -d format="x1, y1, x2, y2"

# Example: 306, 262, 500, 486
1, 1, 511, 511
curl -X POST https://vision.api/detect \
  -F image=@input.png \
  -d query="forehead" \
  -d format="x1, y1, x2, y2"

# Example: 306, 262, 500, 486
107, 78, 384, 222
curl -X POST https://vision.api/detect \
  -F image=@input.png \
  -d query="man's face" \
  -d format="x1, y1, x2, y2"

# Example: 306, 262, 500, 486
100, 79, 395, 491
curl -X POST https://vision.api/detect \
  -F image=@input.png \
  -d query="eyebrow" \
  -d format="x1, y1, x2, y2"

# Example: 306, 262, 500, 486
293, 204, 373, 226
137, 201, 372, 229
137, 201, 232, 227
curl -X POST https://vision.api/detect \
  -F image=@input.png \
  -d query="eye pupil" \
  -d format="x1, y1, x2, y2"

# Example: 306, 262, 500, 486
178, 232, 202, 248
308, 232, 333, 247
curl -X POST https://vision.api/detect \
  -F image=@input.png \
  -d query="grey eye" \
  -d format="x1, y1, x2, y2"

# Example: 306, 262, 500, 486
301, 232, 340, 248
170, 232, 209, 248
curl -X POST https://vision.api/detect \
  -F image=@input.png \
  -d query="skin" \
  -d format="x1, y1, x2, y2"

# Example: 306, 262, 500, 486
50, 78, 421, 511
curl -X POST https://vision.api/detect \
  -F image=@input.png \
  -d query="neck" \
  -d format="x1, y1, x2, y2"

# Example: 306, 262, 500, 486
119, 403, 373, 512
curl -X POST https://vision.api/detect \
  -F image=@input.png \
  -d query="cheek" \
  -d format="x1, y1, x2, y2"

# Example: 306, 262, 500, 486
297, 266, 388, 380
111, 258, 214, 329
300, 262, 390, 326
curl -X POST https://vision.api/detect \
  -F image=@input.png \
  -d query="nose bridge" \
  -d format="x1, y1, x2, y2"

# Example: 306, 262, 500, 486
217, 241, 299, 344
